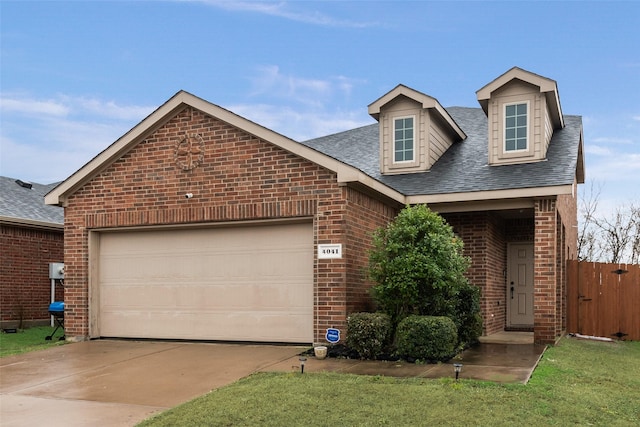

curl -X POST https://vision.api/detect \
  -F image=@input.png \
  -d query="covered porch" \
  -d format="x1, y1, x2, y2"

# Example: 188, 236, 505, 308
440, 197, 574, 345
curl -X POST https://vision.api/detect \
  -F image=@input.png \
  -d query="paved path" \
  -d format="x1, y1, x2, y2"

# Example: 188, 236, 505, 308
262, 343, 547, 384
0, 340, 303, 427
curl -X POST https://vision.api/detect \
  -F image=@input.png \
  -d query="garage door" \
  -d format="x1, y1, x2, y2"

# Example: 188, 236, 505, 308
97, 222, 313, 343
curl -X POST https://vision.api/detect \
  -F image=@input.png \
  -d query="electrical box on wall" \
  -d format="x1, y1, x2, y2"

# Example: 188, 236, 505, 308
49, 262, 65, 279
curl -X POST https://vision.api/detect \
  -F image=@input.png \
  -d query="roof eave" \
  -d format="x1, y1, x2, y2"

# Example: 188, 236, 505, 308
405, 184, 575, 205
0, 215, 63, 231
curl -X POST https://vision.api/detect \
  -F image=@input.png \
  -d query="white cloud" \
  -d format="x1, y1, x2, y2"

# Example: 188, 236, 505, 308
592, 136, 633, 145
227, 103, 372, 141
0, 93, 154, 183
248, 65, 365, 108
586, 153, 640, 184
193, 0, 379, 28
585, 145, 612, 156
62, 96, 154, 121
0, 96, 69, 116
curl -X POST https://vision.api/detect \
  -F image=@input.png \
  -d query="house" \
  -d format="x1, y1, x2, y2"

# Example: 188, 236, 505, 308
45, 67, 584, 345
1, 176, 64, 329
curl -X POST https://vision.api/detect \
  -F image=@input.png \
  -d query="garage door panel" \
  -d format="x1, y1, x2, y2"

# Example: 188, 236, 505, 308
98, 222, 313, 343
99, 310, 312, 342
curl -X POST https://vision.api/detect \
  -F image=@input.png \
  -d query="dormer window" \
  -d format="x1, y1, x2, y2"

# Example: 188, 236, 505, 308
476, 67, 565, 166
504, 102, 528, 152
368, 84, 465, 175
394, 116, 415, 162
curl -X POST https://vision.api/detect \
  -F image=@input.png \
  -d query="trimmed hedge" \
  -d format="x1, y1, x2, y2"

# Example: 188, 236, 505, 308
346, 312, 392, 360
396, 315, 458, 361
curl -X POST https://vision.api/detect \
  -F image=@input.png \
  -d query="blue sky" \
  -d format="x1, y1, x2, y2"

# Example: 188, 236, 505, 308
1, 1, 639, 212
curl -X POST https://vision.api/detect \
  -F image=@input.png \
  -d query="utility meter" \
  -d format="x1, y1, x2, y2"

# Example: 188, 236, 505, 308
49, 262, 65, 279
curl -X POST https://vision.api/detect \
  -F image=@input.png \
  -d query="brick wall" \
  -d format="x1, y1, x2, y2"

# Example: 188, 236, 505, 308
344, 188, 399, 316
0, 224, 64, 328
556, 189, 578, 336
534, 198, 558, 344
61, 106, 392, 343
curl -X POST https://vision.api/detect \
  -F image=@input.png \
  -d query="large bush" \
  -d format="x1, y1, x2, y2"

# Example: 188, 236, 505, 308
396, 315, 458, 361
346, 312, 392, 359
368, 204, 481, 346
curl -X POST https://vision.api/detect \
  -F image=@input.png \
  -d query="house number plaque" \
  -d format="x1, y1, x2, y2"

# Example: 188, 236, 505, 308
318, 244, 342, 259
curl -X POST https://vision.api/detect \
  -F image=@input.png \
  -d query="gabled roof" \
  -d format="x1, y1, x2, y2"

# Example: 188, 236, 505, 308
302, 107, 584, 204
476, 67, 564, 129
0, 176, 63, 230
45, 90, 404, 206
45, 79, 584, 211
368, 84, 466, 140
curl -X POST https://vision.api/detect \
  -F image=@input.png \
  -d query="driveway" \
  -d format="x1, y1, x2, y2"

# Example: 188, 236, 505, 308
0, 340, 304, 427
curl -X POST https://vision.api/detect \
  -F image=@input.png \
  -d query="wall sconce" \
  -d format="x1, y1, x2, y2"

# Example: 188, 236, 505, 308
453, 363, 463, 381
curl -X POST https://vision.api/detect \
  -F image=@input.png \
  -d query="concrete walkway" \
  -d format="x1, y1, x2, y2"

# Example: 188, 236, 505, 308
262, 340, 547, 384
0, 340, 304, 427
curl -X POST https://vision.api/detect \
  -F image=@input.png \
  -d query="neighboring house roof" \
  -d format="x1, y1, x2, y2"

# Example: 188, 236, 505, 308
301, 107, 584, 204
0, 176, 63, 230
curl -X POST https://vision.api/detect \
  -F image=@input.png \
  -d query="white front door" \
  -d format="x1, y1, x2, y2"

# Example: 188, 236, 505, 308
507, 243, 534, 327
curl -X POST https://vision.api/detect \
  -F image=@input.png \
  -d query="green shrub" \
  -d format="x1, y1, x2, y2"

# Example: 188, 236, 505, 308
396, 315, 458, 361
454, 284, 483, 346
346, 312, 392, 359
368, 204, 482, 347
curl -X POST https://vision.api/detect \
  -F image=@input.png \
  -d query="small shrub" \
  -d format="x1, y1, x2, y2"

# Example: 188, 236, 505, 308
396, 315, 458, 361
346, 312, 392, 359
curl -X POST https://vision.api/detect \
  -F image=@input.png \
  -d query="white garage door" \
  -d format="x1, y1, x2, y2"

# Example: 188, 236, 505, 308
97, 222, 313, 343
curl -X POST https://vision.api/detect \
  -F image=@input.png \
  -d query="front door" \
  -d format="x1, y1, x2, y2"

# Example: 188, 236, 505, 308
507, 243, 534, 327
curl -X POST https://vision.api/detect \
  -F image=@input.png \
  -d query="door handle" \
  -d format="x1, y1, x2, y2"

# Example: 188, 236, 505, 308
510, 283, 514, 299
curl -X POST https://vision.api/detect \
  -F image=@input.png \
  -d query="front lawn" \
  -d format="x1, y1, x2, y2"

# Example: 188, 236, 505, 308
0, 326, 66, 357
139, 337, 640, 426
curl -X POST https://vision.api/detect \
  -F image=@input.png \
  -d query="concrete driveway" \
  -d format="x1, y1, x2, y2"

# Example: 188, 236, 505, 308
0, 340, 304, 427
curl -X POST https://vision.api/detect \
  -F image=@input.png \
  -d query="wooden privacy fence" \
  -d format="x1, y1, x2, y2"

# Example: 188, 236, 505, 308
567, 260, 640, 341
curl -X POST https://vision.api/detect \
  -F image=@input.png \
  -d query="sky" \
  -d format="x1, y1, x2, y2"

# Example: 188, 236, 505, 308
1, 1, 639, 213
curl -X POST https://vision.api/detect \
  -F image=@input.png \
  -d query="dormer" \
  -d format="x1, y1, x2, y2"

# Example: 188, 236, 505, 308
368, 85, 466, 175
476, 67, 564, 166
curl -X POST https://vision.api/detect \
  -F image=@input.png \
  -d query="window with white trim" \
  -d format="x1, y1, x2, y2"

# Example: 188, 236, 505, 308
504, 102, 528, 151
393, 116, 414, 162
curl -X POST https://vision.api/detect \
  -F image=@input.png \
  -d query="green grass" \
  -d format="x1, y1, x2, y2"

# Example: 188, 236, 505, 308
139, 338, 640, 427
0, 326, 67, 357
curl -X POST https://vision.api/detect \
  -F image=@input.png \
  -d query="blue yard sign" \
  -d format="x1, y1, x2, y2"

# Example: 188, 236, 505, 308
325, 328, 340, 343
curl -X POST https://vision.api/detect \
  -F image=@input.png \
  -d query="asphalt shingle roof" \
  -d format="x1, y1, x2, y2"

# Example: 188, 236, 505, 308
301, 107, 582, 196
0, 176, 63, 225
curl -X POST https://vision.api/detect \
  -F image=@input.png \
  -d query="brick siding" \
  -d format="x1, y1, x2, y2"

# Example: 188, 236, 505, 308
0, 224, 64, 327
